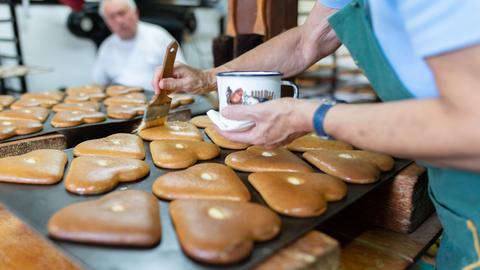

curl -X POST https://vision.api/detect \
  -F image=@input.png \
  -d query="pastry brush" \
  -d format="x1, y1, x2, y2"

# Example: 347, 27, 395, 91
135, 40, 178, 132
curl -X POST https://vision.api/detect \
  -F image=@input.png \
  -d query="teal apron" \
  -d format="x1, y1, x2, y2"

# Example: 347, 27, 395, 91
328, 1, 480, 269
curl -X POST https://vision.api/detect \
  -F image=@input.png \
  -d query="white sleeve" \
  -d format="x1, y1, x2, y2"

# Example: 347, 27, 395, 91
155, 27, 187, 64
175, 46, 187, 64
397, 0, 480, 57
92, 46, 110, 85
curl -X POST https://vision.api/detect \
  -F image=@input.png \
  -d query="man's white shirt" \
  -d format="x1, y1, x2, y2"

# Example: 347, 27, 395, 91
92, 21, 186, 91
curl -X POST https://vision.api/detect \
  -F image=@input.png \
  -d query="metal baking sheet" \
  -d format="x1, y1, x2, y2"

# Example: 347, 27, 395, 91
0, 132, 412, 270
0, 93, 215, 146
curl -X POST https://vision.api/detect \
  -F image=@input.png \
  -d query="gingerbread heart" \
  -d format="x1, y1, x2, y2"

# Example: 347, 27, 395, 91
204, 127, 250, 150
106, 85, 143, 97
287, 133, 353, 152
225, 146, 313, 173
0, 95, 15, 107
303, 150, 385, 184
107, 104, 145, 120
248, 172, 347, 217
0, 149, 67, 184
104, 93, 147, 106
22, 90, 65, 101
48, 190, 161, 247
51, 111, 106, 128
169, 94, 195, 109
66, 85, 104, 95
322, 150, 395, 171
65, 156, 149, 195
0, 119, 43, 140
74, 133, 145, 159
170, 199, 281, 264
0, 107, 49, 122
64, 92, 107, 103
11, 97, 59, 109
139, 121, 203, 141
52, 102, 100, 112
190, 115, 213, 128
150, 140, 219, 169
153, 163, 250, 201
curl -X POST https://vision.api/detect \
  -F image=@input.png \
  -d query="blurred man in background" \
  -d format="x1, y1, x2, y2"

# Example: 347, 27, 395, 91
92, 0, 186, 90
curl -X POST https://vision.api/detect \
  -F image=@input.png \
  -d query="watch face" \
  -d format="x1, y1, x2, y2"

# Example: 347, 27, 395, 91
321, 98, 337, 105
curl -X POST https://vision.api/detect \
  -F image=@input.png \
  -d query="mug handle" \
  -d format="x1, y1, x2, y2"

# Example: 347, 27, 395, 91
281, 80, 299, 99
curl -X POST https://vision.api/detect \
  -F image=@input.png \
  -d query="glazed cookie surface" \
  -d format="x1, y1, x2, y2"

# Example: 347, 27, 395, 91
74, 133, 145, 159
0, 149, 67, 184
170, 199, 281, 264
248, 172, 347, 217
50, 111, 106, 128
153, 163, 250, 201
225, 146, 313, 173
48, 190, 161, 247
65, 156, 149, 195
150, 140, 219, 169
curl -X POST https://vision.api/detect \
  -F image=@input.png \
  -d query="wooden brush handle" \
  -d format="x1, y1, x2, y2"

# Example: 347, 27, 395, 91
159, 40, 178, 80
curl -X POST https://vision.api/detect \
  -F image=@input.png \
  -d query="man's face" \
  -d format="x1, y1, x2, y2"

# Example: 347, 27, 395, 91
103, 0, 139, 40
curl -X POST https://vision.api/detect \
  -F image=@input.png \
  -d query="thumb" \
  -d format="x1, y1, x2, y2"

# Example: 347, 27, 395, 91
221, 105, 255, 121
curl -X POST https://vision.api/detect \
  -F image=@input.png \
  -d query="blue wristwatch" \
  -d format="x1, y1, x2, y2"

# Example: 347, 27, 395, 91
313, 99, 338, 137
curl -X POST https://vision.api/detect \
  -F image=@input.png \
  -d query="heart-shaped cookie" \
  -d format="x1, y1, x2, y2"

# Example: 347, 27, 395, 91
248, 172, 347, 217
0, 149, 67, 184
74, 133, 145, 159
303, 150, 388, 184
104, 93, 147, 106
205, 127, 250, 150
153, 163, 250, 201
170, 199, 281, 264
51, 111, 106, 128
150, 140, 220, 169
287, 133, 353, 152
106, 85, 143, 97
225, 146, 313, 173
48, 190, 161, 247
52, 102, 100, 112
0, 95, 15, 107
65, 156, 149, 195
11, 97, 59, 109
107, 104, 145, 120
325, 150, 395, 171
22, 90, 65, 101
190, 115, 213, 128
66, 85, 104, 95
169, 94, 195, 109
64, 92, 107, 103
0, 107, 49, 122
139, 121, 203, 141
0, 119, 43, 140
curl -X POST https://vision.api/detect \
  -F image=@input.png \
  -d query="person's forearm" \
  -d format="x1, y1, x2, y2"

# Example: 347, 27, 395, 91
205, 3, 340, 89
218, 27, 315, 76
324, 100, 480, 171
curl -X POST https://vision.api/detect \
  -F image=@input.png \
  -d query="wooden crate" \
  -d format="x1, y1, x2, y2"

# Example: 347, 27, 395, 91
351, 163, 435, 233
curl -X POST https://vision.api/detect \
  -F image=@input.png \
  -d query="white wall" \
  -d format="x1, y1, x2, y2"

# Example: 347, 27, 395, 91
0, 4, 97, 92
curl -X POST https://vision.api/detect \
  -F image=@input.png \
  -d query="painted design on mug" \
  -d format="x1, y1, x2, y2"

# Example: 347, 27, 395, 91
226, 87, 274, 105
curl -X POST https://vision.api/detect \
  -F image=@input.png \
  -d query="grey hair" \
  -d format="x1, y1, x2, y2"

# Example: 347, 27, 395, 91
99, 0, 137, 17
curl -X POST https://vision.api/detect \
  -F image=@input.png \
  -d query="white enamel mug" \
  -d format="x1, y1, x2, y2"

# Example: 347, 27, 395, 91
211, 71, 299, 131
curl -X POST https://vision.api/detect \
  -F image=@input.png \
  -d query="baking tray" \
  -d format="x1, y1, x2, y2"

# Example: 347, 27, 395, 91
0, 94, 215, 147
0, 133, 412, 270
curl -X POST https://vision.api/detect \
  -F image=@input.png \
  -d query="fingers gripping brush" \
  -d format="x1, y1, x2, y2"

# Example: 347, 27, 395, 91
135, 40, 178, 132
